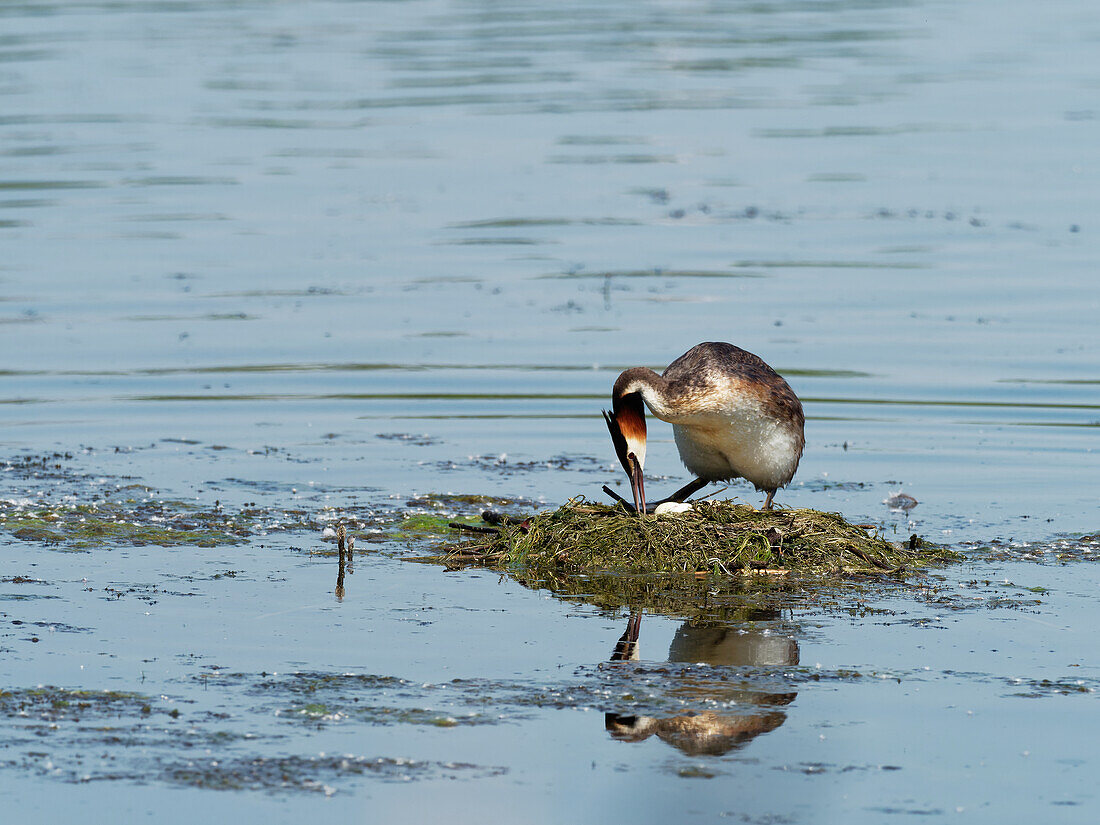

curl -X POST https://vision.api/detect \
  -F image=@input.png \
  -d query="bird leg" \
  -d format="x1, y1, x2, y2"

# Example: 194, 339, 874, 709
654, 477, 709, 506
610, 610, 642, 661
762, 489, 775, 510
602, 484, 638, 512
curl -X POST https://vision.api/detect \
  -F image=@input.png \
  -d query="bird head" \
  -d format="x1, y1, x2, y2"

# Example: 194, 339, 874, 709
604, 390, 647, 515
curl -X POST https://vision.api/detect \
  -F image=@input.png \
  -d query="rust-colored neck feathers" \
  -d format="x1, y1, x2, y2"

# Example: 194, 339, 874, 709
611, 390, 646, 445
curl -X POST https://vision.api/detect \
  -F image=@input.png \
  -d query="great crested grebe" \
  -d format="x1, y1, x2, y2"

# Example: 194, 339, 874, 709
603, 341, 804, 514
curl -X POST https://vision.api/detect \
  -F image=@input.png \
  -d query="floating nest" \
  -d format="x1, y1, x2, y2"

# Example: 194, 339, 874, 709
438, 498, 959, 580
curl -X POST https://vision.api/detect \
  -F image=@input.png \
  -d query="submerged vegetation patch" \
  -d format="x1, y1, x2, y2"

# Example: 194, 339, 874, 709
3, 659, 1095, 792
0, 453, 539, 551
242, 671, 498, 728
435, 499, 959, 581
162, 754, 505, 793
0, 453, 387, 550
1, 454, 260, 549
0, 682, 504, 793
968, 533, 1100, 564
0, 686, 159, 721
0, 499, 252, 549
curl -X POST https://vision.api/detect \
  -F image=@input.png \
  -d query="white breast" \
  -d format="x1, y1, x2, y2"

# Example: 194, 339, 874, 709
670, 401, 802, 491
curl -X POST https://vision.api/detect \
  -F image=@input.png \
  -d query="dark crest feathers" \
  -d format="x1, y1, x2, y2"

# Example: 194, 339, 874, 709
603, 409, 632, 476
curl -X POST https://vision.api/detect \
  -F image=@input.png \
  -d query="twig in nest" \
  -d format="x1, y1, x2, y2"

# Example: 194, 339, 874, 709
449, 546, 494, 556
705, 557, 735, 576
448, 522, 499, 535
846, 544, 892, 570
481, 510, 529, 527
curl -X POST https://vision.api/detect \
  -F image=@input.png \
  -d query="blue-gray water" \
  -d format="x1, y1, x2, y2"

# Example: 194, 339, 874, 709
2, 0, 1098, 821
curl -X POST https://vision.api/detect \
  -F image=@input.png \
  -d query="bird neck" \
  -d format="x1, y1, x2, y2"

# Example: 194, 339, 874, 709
613, 367, 673, 420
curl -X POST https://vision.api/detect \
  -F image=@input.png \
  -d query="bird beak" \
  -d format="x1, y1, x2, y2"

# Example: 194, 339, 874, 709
604, 409, 647, 516
627, 453, 646, 516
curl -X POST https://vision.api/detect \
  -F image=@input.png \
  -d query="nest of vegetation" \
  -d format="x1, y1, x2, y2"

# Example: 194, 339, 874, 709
441, 499, 959, 579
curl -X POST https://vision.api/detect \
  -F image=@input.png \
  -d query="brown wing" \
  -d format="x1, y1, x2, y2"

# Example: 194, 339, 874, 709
663, 342, 804, 427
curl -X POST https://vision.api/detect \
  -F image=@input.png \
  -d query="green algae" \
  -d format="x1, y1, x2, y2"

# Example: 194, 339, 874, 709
397, 513, 476, 536
394, 492, 535, 539
295, 702, 333, 717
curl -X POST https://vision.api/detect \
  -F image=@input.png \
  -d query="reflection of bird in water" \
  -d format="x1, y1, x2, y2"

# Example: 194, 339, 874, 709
884, 491, 919, 513
610, 610, 641, 662
604, 342, 805, 514
605, 709, 787, 757
668, 621, 798, 670
605, 611, 799, 756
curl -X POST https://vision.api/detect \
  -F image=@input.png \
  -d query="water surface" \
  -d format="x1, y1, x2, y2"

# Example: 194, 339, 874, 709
1, 0, 1098, 821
